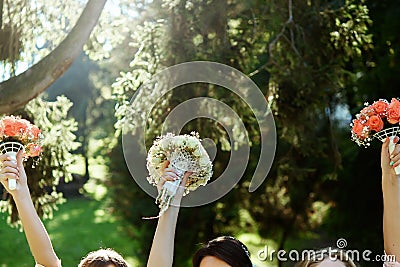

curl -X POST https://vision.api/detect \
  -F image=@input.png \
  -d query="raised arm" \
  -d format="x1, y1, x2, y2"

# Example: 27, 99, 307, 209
147, 166, 190, 267
382, 137, 400, 261
0, 151, 60, 267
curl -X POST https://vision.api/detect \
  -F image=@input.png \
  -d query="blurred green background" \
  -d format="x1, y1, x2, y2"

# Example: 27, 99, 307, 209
1, 0, 400, 266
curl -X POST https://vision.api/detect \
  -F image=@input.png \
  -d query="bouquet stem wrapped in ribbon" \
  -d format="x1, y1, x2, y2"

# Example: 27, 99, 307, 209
0, 116, 43, 190
351, 98, 400, 174
155, 159, 186, 213
146, 133, 213, 218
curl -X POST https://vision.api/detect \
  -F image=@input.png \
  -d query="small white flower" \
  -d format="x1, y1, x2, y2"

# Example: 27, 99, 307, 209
174, 136, 185, 147
159, 138, 169, 150
199, 156, 210, 166
151, 157, 161, 165
193, 148, 201, 157
187, 137, 198, 149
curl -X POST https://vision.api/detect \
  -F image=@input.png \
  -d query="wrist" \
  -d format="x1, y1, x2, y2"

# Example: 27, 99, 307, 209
382, 177, 400, 209
383, 171, 399, 185
170, 195, 183, 208
11, 186, 32, 203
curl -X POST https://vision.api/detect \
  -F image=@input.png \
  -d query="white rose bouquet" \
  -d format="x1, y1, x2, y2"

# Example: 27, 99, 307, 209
146, 132, 213, 217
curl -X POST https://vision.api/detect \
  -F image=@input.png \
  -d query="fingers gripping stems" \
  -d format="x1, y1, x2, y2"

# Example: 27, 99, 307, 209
389, 136, 400, 175
156, 164, 185, 216
0, 142, 24, 190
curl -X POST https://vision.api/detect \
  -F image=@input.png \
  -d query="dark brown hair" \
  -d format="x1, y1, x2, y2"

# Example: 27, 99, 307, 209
192, 236, 252, 267
78, 248, 128, 267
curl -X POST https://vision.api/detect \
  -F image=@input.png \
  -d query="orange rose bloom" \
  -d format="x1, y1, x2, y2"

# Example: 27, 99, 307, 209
361, 106, 375, 117
373, 100, 389, 115
30, 125, 41, 140
387, 98, 400, 124
25, 143, 42, 157
367, 115, 384, 132
352, 119, 366, 138
2, 117, 22, 136
14, 120, 28, 133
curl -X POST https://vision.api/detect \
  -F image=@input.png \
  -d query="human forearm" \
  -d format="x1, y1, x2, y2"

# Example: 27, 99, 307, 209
147, 167, 190, 267
14, 186, 59, 267
383, 172, 400, 260
147, 205, 180, 267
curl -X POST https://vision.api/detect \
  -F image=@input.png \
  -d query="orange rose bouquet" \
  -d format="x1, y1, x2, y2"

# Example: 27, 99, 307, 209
351, 98, 400, 174
0, 115, 43, 190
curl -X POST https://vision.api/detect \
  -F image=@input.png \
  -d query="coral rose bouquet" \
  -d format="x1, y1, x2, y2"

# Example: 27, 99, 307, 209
146, 132, 213, 217
0, 116, 43, 190
351, 98, 400, 174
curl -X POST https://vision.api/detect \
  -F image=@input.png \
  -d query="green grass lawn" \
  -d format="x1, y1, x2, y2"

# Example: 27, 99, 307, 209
0, 198, 139, 267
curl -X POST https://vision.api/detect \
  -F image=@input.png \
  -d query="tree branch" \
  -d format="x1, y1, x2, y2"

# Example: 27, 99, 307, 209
0, 0, 107, 115
268, 0, 294, 56
250, 0, 296, 77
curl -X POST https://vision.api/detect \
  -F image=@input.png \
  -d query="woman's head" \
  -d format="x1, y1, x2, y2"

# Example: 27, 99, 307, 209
295, 248, 357, 267
192, 236, 252, 267
78, 248, 128, 267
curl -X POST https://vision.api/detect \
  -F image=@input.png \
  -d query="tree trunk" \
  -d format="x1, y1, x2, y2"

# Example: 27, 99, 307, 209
0, 0, 106, 115
0, 0, 3, 29
278, 214, 297, 267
